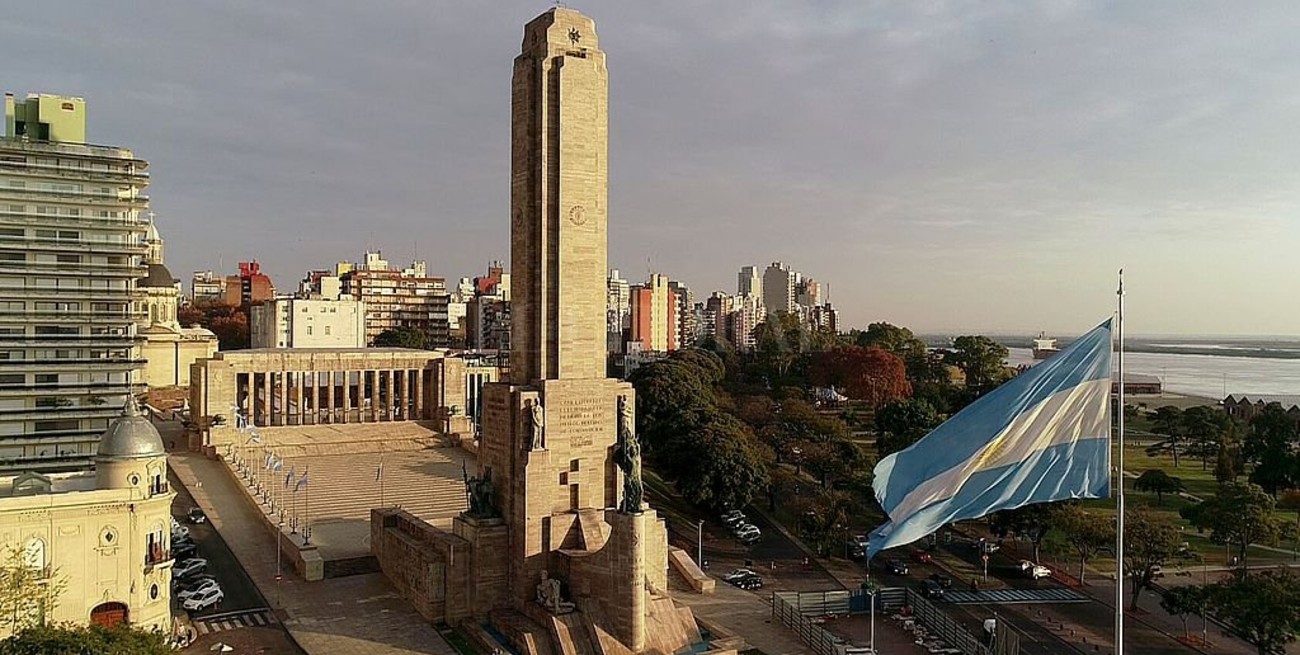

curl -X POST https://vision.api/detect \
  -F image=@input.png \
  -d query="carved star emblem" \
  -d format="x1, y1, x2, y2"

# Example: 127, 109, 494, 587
568, 28, 581, 45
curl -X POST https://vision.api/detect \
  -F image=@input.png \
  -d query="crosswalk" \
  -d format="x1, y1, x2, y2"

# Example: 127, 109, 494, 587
942, 587, 1087, 605
194, 608, 278, 635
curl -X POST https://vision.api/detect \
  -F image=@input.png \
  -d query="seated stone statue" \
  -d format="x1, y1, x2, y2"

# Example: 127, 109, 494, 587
535, 570, 575, 614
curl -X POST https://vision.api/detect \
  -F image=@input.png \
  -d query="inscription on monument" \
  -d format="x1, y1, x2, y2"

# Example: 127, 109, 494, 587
548, 395, 609, 449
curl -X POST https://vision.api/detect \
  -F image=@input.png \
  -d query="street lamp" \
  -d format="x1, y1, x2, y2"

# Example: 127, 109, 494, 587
697, 520, 704, 570
863, 578, 876, 653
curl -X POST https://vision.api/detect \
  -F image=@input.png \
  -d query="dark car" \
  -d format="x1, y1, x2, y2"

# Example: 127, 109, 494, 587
928, 573, 953, 589
920, 579, 945, 599
734, 573, 763, 590
174, 541, 198, 560
187, 507, 207, 524
882, 558, 909, 576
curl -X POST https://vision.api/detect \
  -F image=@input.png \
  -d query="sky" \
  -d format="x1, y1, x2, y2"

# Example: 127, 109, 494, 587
7, 1, 1300, 337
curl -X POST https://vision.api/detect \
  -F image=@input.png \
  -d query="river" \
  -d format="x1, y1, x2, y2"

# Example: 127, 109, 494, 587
1006, 347, 1300, 399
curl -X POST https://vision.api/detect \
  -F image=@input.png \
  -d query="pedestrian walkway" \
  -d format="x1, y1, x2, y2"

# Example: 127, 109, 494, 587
942, 588, 1087, 605
194, 608, 278, 635
163, 418, 456, 655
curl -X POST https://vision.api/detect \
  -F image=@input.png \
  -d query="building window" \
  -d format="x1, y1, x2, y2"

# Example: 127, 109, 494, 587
324, 326, 331, 336
22, 538, 45, 570
306, 326, 313, 336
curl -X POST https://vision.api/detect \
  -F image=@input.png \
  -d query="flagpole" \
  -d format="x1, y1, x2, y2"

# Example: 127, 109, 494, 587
1116, 269, 1126, 655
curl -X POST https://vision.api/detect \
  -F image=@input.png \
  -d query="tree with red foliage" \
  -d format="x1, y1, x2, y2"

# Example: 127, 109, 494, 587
811, 346, 911, 409
179, 299, 249, 350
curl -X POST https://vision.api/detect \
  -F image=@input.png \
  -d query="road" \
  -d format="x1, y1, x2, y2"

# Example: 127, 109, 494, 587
171, 468, 267, 616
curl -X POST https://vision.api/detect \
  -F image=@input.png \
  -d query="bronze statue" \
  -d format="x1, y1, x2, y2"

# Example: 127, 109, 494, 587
526, 398, 546, 451
463, 462, 499, 519
615, 395, 643, 513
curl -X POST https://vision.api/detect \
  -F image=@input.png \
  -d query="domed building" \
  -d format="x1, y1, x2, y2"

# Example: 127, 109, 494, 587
0, 401, 175, 636
136, 219, 218, 388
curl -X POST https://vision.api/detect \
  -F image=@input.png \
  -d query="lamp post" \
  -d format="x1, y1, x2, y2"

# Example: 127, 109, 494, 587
863, 578, 876, 653
697, 520, 704, 569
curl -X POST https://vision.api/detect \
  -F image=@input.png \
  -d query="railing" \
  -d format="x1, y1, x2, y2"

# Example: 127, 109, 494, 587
150, 481, 169, 496
771, 592, 851, 655
772, 588, 1013, 655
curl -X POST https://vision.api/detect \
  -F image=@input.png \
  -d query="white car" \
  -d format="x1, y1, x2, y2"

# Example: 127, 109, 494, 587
177, 579, 221, 601
172, 525, 190, 541
173, 558, 207, 579
1019, 560, 1051, 580
722, 568, 757, 583
182, 586, 224, 612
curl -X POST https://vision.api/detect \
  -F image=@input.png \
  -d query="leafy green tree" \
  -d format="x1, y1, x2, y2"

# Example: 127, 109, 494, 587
752, 312, 815, 385
800, 438, 866, 489
629, 359, 717, 458
1181, 405, 1232, 471
373, 326, 429, 349
1244, 404, 1299, 497
0, 546, 66, 635
1134, 469, 1185, 506
1183, 482, 1280, 571
1204, 568, 1300, 655
989, 502, 1063, 563
1124, 509, 1182, 609
1215, 426, 1243, 485
674, 413, 770, 511
1277, 490, 1300, 560
793, 490, 855, 556
874, 398, 942, 458
1160, 585, 1206, 639
1148, 406, 1187, 467
1056, 504, 1115, 585
945, 336, 1009, 390
0, 622, 175, 655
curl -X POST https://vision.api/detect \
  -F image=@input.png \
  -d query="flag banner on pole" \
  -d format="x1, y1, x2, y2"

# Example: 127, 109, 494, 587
868, 319, 1113, 559
285, 465, 296, 488
295, 467, 309, 492
264, 451, 275, 470
272, 456, 283, 472
376, 461, 383, 482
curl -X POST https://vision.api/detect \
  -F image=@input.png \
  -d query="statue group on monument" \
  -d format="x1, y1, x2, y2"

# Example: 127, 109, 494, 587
615, 395, 643, 514
462, 460, 499, 519
525, 398, 546, 451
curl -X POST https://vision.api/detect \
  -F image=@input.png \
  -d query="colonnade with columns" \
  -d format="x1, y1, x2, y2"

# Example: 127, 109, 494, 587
239, 368, 431, 427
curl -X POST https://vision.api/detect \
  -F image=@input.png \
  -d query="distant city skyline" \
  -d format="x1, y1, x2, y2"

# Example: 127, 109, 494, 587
7, 2, 1299, 336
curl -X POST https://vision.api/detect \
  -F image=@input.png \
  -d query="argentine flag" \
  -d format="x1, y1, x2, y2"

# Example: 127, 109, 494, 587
868, 319, 1113, 559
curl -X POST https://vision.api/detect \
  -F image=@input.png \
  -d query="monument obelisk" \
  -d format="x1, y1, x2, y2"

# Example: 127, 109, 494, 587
466, 8, 689, 655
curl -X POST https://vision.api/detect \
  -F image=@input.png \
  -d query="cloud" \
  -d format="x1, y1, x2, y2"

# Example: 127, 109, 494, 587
5, 1, 1299, 335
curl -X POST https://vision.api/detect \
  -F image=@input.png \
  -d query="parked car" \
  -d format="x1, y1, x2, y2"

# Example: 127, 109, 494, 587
173, 558, 207, 579
882, 558, 909, 576
172, 525, 190, 541
733, 573, 763, 590
722, 568, 758, 583
173, 541, 198, 560
920, 579, 945, 599
721, 509, 746, 525
1019, 560, 1050, 580
177, 579, 221, 602
928, 573, 953, 589
853, 534, 869, 550
734, 523, 761, 537
174, 573, 215, 593
187, 507, 207, 524
731, 521, 759, 534
845, 542, 866, 560
975, 539, 999, 554
182, 587, 224, 612
738, 532, 762, 546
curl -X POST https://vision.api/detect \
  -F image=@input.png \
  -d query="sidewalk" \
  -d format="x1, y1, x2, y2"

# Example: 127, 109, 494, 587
168, 447, 455, 655
1073, 578, 1256, 655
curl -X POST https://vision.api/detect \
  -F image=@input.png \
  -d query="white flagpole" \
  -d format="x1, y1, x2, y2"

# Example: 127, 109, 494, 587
1116, 269, 1126, 655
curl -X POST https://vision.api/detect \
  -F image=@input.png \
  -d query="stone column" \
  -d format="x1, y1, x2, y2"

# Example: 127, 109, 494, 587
414, 368, 424, 420
261, 372, 271, 428
294, 372, 304, 426
387, 369, 397, 421
341, 370, 351, 424
367, 370, 377, 422
326, 371, 336, 423
278, 372, 289, 427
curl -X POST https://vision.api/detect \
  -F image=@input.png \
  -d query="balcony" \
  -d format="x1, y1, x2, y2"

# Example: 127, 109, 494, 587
0, 208, 149, 230
150, 481, 170, 496
0, 261, 148, 278
0, 160, 149, 183
0, 139, 147, 166
145, 545, 171, 567
0, 235, 142, 255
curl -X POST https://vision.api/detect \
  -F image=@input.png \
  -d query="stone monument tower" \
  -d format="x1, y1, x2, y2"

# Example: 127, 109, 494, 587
452, 8, 696, 655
